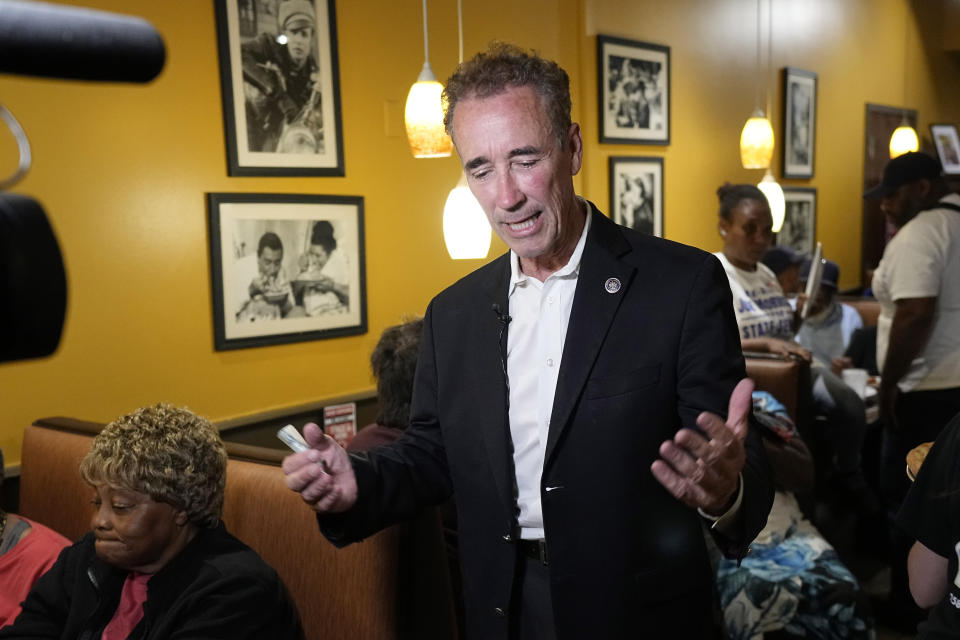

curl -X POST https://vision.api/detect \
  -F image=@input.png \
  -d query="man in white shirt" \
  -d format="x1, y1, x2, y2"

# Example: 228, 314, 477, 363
864, 150, 960, 626
794, 259, 864, 369
282, 43, 773, 639
865, 152, 960, 481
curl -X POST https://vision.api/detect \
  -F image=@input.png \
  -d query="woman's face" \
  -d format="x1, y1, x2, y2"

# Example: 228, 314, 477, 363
307, 243, 330, 271
89, 484, 191, 574
720, 198, 773, 270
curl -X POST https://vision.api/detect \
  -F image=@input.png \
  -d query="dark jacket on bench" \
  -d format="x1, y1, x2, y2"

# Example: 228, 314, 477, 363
0, 523, 304, 640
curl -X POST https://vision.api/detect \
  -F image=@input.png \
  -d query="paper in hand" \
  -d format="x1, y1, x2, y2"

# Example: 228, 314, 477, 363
801, 242, 823, 320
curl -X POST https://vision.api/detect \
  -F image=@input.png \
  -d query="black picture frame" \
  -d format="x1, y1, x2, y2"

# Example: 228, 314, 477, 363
608, 156, 664, 237
597, 35, 670, 145
781, 67, 817, 179
207, 192, 366, 350
930, 123, 960, 175
214, 0, 345, 176
777, 187, 817, 255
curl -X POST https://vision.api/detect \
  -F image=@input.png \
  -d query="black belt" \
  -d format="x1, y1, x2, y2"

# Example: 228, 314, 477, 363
518, 539, 548, 566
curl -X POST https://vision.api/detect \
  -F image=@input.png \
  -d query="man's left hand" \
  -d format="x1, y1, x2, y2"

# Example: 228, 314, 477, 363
651, 378, 753, 515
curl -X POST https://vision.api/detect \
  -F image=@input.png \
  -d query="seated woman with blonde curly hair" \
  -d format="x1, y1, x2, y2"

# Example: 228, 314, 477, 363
0, 403, 304, 639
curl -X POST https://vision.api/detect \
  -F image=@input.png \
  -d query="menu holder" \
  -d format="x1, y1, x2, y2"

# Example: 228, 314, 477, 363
800, 242, 823, 320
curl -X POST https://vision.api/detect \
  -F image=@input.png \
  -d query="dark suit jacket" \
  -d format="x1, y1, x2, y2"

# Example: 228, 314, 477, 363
321, 204, 773, 639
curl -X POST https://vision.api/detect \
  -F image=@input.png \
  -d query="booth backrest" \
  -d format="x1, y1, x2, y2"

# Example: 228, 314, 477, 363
20, 420, 98, 541
18, 418, 455, 640
220, 456, 400, 640
837, 296, 881, 327
744, 354, 808, 422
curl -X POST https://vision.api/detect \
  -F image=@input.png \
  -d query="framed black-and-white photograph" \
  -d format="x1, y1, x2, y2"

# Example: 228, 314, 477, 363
215, 0, 344, 176
777, 188, 817, 255
207, 193, 366, 350
597, 35, 670, 145
930, 123, 960, 175
781, 67, 817, 179
609, 156, 664, 237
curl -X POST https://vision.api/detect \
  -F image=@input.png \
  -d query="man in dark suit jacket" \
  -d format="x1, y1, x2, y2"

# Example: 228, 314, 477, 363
284, 43, 773, 639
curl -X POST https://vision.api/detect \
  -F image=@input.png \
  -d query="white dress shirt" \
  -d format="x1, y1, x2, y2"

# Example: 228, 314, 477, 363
508, 205, 591, 540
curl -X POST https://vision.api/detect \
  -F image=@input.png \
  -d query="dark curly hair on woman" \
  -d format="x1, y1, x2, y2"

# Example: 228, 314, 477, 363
371, 318, 424, 429
716, 182, 768, 221
310, 220, 337, 254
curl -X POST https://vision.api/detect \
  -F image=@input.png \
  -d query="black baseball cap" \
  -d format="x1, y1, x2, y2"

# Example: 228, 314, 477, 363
799, 258, 839, 290
863, 151, 942, 199
761, 246, 804, 276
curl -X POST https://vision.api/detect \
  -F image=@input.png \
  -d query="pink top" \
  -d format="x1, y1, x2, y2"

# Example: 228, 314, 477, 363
102, 572, 151, 640
0, 516, 70, 625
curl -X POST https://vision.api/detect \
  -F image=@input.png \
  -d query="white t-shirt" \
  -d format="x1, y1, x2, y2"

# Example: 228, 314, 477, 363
792, 300, 863, 368
714, 252, 794, 342
872, 193, 960, 392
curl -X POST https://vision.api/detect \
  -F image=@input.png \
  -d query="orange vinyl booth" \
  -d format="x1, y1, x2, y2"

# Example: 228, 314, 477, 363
744, 354, 810, 423
18, 417, 456, 640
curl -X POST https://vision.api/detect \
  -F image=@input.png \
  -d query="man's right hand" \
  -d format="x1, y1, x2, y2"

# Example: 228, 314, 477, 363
830, 356, 853, 377
282, 423, 358, 513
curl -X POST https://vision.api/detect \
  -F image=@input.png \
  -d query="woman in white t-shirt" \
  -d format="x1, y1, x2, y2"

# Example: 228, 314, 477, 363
714, 183, 808, 359
712, 183, 876, 515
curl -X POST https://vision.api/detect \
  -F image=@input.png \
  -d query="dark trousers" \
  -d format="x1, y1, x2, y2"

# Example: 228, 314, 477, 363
880, 386, 960, 510
510, 555, 557, 640
811, 365, 867, 475
881, 386, 960, 607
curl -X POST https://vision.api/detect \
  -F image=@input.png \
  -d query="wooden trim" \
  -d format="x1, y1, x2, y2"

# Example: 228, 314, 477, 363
33, 416, 104, 436
33, 388, 377, 435
224, 441, 286, 465
216, 388, 377, 431
30, 390, 379, 468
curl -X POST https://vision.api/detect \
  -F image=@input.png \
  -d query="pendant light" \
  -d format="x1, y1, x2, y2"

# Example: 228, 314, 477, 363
758, 169, 786, 232
741, 112, 775, 169
404, 0, 451, 158
442, 0, 490, 259
752, 0, 784, 233
890, 124, 919, 158
889, 2, 918, 158
740, 0, 774, 169
444, 174, 491, 258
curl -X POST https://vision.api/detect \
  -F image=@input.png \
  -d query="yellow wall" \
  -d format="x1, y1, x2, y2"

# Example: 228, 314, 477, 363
0, 0, 957, 466
580, 0, 960, 280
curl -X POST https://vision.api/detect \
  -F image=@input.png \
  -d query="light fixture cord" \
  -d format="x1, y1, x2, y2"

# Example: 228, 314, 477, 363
421, 0, 430, 64
902, 0, 909, 120
755, 0, 762, 112
457, 0, 463, 64
766, 0, 773, 118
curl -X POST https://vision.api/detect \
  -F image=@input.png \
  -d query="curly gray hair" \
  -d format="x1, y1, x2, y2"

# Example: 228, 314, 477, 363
80, 403, 226, 528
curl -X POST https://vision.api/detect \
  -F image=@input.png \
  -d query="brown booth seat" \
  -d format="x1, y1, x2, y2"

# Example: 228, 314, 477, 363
742, 297, 879, 424
744, 353, 810, 423
18, 417, 456, 640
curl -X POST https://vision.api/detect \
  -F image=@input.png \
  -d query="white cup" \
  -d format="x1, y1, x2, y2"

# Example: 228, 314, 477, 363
842, 368, 869, 399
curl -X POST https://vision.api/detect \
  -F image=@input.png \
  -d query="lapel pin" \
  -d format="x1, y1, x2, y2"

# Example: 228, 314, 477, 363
604, 277, 621, 294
